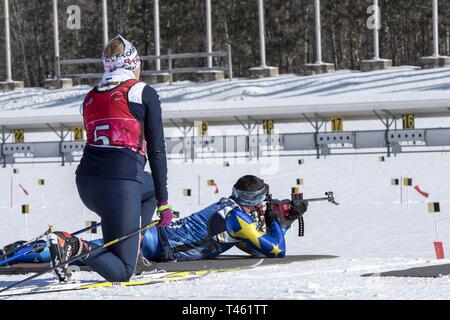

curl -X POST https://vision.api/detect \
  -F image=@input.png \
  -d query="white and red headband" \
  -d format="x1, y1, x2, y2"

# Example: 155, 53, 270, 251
103, 35, 141, 73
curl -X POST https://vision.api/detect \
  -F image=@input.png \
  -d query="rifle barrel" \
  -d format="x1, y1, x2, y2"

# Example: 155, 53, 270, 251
304, 197, 329, 202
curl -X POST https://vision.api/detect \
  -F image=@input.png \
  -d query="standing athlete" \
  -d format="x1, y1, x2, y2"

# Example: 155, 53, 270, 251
47, 35, 173, 282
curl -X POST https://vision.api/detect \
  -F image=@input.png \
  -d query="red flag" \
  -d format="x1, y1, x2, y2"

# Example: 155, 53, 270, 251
434, 241, 445, 260
211, 181, 219, 194
208, 180, 220, 194
18, 184, 29, 196
414, 185, 429, 198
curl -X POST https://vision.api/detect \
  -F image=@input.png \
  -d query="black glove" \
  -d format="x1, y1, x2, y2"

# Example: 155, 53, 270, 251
289, 200, 308, 220
265, 206, 280, 226
34, 243, 46, 253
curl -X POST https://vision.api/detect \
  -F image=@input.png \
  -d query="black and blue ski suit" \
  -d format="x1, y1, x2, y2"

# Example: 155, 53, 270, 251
74, 77, 168, 282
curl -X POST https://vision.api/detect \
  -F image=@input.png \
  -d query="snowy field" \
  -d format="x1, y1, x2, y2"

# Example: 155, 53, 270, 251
1, 153, 450, 300
1, 68, 450, 300
1, 66, 450, 136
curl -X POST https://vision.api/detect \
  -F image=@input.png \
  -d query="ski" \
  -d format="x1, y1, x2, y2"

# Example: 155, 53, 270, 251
137, 257, 264, 276
211, 257, 264, 273
0, 255, 336, 275
0, 258, 264, 298
360, 262, 450, 278
0, 269, 211, 298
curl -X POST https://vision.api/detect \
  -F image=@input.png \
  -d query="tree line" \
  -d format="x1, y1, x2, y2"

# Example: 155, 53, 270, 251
1, 0, 449, 87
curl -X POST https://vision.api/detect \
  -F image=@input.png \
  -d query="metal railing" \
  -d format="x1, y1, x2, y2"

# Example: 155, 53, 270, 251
3, 127, 450, 166
58, 45, 233, 85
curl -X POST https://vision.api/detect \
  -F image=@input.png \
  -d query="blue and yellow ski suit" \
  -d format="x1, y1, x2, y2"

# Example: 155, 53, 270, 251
13, 198, 289, 264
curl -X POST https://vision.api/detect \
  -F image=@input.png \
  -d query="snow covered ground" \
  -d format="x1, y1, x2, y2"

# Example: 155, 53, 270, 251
2, 65, 450, 138
1, 152, 450, 300
1, 66, 450, 114
1, 68, 450, 300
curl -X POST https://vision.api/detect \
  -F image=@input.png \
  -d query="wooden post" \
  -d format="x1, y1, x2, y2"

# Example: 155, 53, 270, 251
400, 176, 403, 205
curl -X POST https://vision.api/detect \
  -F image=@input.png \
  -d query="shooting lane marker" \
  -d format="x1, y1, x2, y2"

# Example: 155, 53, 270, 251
11, 168, 19, 208
38, 179, 45, 208
331, 117, 343, 132
14, 129, 24, 143
73, 127, 84, 141
391, 178, 399, 204
403, 177, 413, 210
403, 178, 413, 186
85, 220, 98, 241
85, 220, 98, 234
207, 179, 219, 194
428, 202, 440, 213
21, 204, 29, 213
199, 121, 208, 136
428, 202, 444, 260
22, 204, 29, 238
263, 120, 274, 135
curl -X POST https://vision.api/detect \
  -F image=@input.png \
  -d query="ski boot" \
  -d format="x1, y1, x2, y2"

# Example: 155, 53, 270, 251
47, 231, 89, 282
134, 252, 153, 276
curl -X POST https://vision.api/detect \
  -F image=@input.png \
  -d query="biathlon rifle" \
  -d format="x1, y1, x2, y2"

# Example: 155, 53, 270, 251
265, 191, 339, 237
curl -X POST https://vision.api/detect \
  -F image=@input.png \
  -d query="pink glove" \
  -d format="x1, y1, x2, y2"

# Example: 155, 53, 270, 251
156, 201, 173, 227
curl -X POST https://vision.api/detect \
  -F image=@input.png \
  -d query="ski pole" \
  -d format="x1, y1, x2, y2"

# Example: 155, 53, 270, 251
0, 222, 102, 267
72, 222, 102, 237
0, 220, 159, 294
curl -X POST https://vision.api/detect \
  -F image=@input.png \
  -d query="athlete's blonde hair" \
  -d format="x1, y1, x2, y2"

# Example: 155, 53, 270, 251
103, 38, 124, 58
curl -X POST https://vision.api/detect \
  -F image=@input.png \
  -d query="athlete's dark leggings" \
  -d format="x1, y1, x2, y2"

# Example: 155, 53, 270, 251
75, 172, 157, 282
